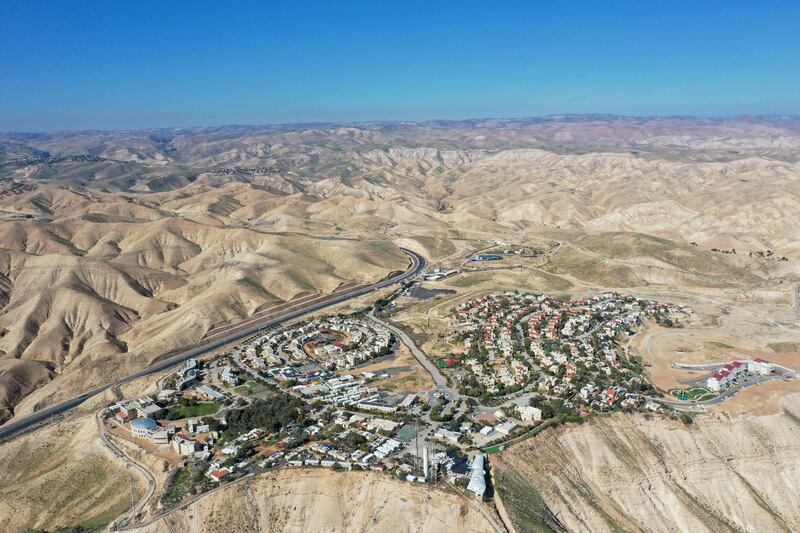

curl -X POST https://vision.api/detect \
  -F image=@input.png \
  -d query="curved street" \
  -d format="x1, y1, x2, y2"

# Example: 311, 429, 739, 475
95, 410, 157, 529
0, 249, 425, 443
367, 312, 457, 399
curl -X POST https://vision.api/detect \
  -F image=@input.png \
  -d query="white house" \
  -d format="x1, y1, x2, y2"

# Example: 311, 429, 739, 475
433, 428, 463, 444
517, 405, 542, 422
172, 435, 199, 456
494, 421, 517, 436
152, 429, 170, 446
220, 366, 240, 386
747, 358, 773, 375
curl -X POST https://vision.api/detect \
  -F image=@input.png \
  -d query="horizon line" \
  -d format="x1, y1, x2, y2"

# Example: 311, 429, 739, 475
3, 112, 800, 136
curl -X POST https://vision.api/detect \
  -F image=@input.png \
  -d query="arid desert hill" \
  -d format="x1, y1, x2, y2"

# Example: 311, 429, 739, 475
493, 394, 800, 533
131, 469, 497, 533
1, 115, 799, 423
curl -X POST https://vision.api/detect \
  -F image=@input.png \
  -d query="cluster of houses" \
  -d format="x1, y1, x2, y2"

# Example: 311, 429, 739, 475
248, 406, 460, 482
240, 316, 394, 370
471, 408, 521, 438
452, 292, 690, 409
294, 407, 473, 486
201, 428, 271, 482
114, 397, 164, 426
111, 356, 454, 485
706, 359, 774, 391
103, 358, 247, 465
105, 316, 501, 507
260, 367, 403, 412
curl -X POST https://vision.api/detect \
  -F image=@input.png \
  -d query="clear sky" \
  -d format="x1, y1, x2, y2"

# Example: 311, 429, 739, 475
1, 0, 798, 131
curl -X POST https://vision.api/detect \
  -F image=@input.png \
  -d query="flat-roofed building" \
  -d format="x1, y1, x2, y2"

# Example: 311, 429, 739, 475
467, 453, 486, 499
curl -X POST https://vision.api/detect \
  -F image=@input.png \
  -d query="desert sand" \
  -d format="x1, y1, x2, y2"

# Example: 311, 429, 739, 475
1, 116, 800, 531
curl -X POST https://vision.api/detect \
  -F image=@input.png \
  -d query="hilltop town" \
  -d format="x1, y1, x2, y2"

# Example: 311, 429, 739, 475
451, 292, 688, 406
94, 274, 800, 527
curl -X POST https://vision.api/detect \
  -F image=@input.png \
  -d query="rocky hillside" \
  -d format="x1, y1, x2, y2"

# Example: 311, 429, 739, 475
0, 183, 408, 422
0, 410, 143, 532
1, 115, 799, 425
493, 395, 800, 533
132, 469, 496, 533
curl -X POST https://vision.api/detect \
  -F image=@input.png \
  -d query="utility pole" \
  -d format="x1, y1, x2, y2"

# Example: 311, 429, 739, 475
414, 416, 420, 475
435, 441, 439, 484
431, 439, 437, 484
130, 479, 137, 518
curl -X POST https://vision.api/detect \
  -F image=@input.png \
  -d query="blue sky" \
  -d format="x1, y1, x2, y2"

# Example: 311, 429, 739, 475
1, 1, 798, 131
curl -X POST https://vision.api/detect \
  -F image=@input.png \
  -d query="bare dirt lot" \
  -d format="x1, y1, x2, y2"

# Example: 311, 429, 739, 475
631, 297, 800, 407
342, 341, 435, 393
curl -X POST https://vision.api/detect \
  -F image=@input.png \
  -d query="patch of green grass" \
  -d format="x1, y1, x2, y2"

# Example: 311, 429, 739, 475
81, 499, 131, 531
670, 387, 713, 401
162, 467, 194, 505
234, 381, 273, 398
707, 341, 734, 349
167, 402, 219, 419
485, 443, 506, 454
768, 342, 800, 353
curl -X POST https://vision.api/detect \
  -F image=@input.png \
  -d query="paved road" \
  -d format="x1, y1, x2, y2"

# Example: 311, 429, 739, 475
95, 412, 157, 528
116, 472, 256, 531
367, 312, 456, 399
0, 249, 426, 443
675, 361, 795, 373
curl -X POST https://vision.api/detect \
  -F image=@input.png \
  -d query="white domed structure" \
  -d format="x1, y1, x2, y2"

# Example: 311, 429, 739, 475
131, 417, 157, 439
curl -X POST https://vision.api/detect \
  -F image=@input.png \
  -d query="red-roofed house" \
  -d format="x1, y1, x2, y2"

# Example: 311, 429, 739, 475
208, 468, 231, 482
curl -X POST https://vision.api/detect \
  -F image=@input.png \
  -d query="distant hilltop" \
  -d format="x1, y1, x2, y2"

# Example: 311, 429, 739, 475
212, 166, 281, 175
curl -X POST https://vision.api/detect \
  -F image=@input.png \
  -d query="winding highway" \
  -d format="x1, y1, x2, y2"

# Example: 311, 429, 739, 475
0, 248, 426, 443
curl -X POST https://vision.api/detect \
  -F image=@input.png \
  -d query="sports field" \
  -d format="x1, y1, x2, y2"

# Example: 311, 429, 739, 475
234, 380, 275, 399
